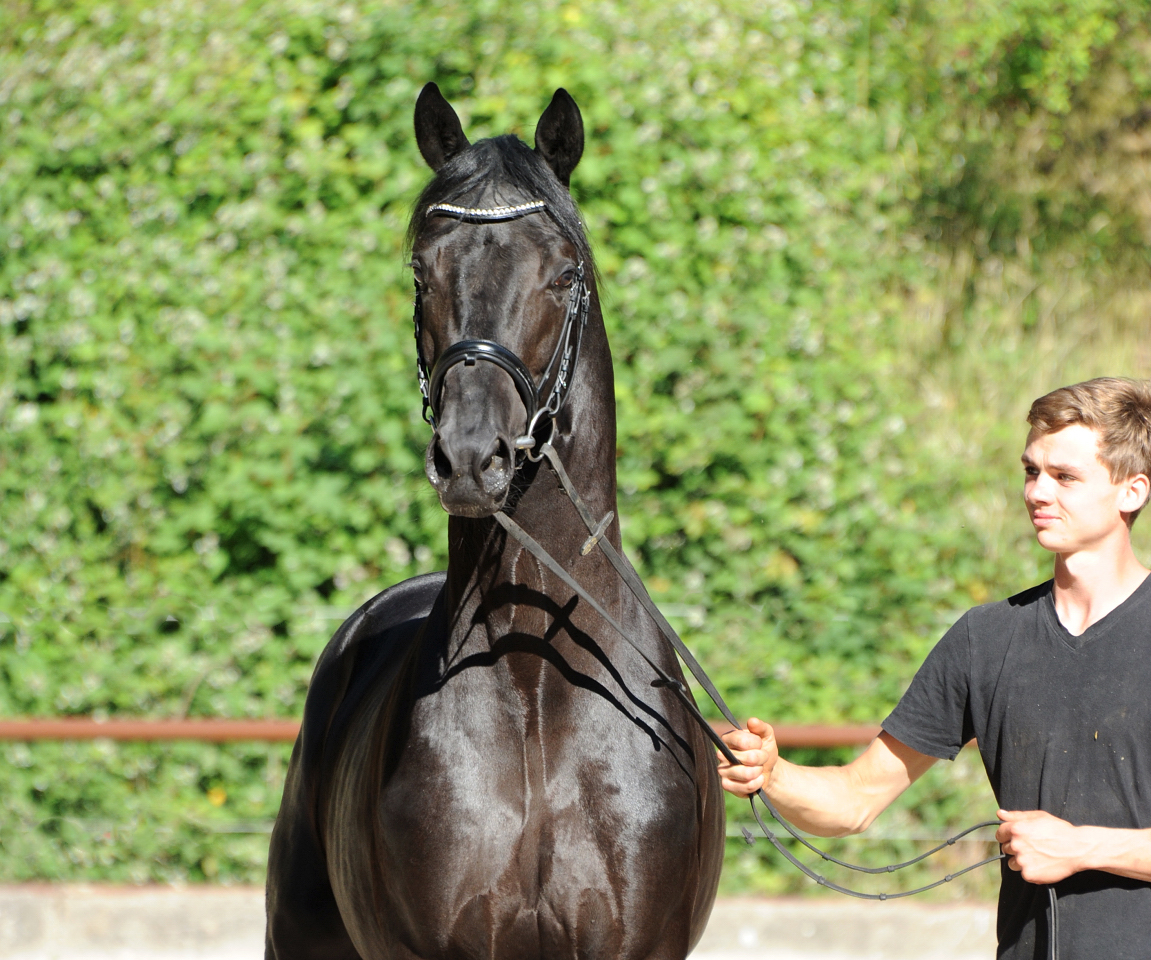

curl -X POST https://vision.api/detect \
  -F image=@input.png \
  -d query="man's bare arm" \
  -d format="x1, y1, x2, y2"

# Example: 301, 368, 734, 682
996, 810, 1151, 884
718, 718, 938, 837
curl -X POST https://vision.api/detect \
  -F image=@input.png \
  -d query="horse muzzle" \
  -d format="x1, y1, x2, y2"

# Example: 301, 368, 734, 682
425, 425, 516, 517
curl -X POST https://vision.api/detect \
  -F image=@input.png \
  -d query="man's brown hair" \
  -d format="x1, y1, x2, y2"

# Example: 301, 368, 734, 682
1027, 377, 1151, 482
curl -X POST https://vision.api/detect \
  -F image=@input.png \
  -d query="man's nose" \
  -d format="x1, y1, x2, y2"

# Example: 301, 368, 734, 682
1027, 472, 1054, 503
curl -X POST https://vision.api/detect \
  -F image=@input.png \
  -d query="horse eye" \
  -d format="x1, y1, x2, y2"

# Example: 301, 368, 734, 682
410, 263, 425, 286
554, 269, 574, 288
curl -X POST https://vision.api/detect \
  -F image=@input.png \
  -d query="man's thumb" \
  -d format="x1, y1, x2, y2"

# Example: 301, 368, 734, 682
747, 717, 773, 739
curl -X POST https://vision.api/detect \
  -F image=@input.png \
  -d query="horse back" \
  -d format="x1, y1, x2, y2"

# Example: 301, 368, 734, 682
265, 571, 446, 960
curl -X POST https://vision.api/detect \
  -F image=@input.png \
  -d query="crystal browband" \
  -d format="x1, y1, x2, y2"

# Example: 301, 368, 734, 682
427, 200, 547, 222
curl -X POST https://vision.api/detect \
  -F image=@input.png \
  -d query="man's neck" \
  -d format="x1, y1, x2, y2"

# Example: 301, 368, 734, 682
1052, 538, 1150, 637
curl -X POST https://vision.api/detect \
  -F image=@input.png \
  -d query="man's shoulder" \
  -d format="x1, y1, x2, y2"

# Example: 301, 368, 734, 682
1003, 579, 1054, 610
961, 579, 1052, 632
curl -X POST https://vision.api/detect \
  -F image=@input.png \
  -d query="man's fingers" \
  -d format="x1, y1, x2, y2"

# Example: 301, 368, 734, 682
997, 808, 1045, 822
721, 752, 767, 773
715, 748, 759, 769
717, 759, 764, 783
718, 718, 777, 799
719, 773, 764, 797
721, 729, 764, 751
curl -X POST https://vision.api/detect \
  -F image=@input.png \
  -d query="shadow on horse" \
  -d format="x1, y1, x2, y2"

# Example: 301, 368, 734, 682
265, 83, 725, 960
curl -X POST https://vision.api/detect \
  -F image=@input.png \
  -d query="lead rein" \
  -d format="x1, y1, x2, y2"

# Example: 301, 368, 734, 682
504, 440, 1005, 897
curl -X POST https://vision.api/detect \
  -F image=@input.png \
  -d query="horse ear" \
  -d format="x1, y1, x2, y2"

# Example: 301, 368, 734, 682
534, 89, 584, 188
414, 82, 470, 171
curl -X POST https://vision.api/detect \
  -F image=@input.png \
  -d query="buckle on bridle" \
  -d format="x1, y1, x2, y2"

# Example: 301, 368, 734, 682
580, 511, 614, 556
514, 409, 557, 462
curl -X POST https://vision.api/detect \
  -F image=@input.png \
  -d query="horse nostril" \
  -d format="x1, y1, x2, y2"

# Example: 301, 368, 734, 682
433, 439, 453, 481
490, 439, 508, 474
483, 438, 511, 477
428, 431, 513, 505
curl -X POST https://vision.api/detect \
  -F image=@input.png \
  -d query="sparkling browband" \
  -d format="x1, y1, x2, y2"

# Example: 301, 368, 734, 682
427, 200, 547, 222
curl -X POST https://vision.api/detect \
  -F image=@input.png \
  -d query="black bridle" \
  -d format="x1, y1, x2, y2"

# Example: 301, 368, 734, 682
409, 197, 1037, 940
413, 200, 590, 454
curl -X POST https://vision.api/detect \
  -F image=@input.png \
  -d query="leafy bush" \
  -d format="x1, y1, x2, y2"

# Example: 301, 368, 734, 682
2, 0, 1149, 890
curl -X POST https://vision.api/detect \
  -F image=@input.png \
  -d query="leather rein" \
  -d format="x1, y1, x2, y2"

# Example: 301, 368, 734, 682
411, 197, 1007, 905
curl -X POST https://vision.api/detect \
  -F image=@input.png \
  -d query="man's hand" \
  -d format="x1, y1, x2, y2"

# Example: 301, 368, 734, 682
717, 726, 935, 836
997, 809, 1151, 884
997, 809, 1089, 884
717, 717, 778, 798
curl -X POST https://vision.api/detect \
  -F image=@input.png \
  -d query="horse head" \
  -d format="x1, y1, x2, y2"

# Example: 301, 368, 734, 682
409, 83, 590, 518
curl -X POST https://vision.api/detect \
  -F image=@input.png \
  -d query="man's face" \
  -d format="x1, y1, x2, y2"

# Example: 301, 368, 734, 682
1021, 424, 1145, 555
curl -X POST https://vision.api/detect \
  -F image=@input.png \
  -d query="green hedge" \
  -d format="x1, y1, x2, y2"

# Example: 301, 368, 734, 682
2, 0, 1149, 890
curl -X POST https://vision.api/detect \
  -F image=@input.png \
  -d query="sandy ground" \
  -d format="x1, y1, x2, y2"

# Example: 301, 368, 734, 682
0, 886, 997, 959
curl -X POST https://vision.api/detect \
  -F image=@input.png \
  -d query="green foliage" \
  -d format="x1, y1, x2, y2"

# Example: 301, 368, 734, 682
1, 0, 1149, 891
1, 738, 284, 882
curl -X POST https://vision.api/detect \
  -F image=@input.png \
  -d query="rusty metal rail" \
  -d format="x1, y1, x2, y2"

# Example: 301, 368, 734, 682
0, 717, 882, 748
0, 718, 301, 742
712, 722, 881, 748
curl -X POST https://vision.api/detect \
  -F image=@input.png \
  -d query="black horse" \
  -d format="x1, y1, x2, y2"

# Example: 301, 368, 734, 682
265, 84, 724, 960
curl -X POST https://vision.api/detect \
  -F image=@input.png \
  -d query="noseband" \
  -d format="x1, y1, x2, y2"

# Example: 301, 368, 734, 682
412, 200, 591, 454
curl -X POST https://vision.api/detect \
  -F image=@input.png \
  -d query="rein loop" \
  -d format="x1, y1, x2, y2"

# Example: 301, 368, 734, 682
496, 441, 1005, 902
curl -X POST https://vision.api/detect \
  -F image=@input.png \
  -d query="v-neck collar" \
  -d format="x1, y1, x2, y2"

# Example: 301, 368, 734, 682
1041, 572, 1151, 651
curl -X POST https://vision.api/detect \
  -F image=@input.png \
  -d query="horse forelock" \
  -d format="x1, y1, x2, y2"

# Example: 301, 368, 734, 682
406, 135, 595, 274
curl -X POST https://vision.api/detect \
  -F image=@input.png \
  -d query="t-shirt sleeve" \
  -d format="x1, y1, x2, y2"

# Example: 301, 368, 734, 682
882, 613, 975, 761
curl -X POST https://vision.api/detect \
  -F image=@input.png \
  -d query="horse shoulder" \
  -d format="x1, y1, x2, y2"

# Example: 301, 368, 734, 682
265, 571, 446, 960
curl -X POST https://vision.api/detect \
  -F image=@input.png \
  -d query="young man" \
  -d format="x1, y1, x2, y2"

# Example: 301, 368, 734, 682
719, 378, 1151, 959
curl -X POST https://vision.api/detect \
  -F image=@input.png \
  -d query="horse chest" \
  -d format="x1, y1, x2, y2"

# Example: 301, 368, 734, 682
328, 646, 702, 959
393, 645, 699, 848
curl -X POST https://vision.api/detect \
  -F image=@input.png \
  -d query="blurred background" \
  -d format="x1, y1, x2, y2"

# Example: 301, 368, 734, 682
1, 0, 1149, 899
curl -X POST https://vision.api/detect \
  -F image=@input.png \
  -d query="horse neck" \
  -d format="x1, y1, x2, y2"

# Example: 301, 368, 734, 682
443, 296, 618, 611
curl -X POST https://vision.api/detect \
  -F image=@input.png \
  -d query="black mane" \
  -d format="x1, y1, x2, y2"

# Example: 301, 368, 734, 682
407, 134, 593, 269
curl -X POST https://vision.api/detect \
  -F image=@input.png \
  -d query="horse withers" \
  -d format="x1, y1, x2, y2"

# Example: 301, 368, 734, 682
265, 83, 725, 960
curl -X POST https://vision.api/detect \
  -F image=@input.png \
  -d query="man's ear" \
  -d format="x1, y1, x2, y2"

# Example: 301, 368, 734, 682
1120, 473, 1151, 516
534, 89, 584, 188
414, 82, 470, 171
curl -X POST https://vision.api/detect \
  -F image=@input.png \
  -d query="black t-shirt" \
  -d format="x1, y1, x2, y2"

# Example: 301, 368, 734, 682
883, 576, 1151, 960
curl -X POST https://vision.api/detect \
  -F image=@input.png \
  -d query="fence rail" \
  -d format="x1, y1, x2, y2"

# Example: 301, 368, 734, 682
0, 718, 301, 742
0, 717, 883, 748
